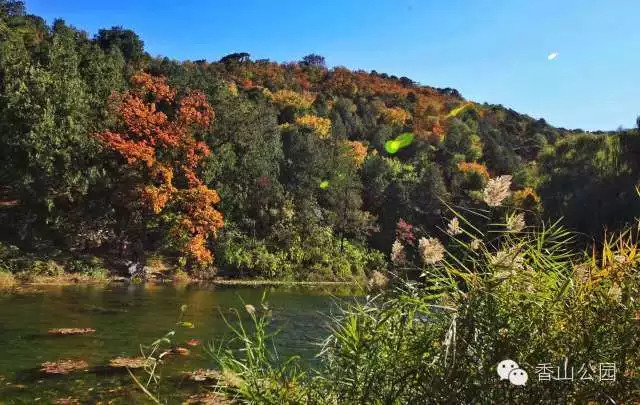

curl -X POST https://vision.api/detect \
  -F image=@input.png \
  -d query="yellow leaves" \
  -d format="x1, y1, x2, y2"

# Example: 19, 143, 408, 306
295, 114, 331, 139
269, 89, 315, 110
227, 82, 238, 96
513, 187, 541, 209
150, 164, 174, 185
457, 161, 490, 180
380, 106, 410, 126
141, 185, 173, 214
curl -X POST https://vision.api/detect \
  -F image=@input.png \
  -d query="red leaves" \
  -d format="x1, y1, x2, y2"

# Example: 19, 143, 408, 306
95, 72, 223, 264
178, 90, 215, 128
395, 219, 416, 246
130, 72, 176, 102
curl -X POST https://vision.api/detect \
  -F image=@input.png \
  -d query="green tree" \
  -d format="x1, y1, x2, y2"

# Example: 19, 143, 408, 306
0, 19, 99, 248
0, 0, 24, 18
95, 26, 146, 65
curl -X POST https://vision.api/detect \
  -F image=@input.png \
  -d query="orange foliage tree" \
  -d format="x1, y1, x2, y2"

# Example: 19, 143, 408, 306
513, 187, 541, 210
457, 161, 490, 180
344, 140, 368, 167
96, 72, 223, 264
380, 106, 410, 127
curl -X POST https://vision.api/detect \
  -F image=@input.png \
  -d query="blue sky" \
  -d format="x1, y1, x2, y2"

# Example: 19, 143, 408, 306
26, 1, 640, 130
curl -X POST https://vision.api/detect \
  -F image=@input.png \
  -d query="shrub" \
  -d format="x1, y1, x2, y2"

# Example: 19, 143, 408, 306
67, 257, 109, 280
219, 229, 385, 281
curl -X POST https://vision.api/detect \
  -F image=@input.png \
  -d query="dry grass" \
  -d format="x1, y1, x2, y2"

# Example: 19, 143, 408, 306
0, 271, 16, 289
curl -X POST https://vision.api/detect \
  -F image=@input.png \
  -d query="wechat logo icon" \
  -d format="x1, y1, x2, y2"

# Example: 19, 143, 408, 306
497, 359, 528, 386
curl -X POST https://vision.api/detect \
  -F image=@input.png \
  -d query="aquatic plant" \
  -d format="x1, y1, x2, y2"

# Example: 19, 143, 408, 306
125, 304, 199, 403
199, 208, 640, 403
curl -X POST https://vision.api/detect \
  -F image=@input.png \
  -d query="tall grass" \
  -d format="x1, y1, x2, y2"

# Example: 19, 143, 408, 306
205, 207, 640, 403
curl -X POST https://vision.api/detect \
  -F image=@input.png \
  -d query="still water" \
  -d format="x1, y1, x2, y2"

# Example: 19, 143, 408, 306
0, 283, 359, 403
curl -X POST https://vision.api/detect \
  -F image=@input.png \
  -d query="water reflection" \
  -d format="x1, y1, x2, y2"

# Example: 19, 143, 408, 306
0, 283, 358, 403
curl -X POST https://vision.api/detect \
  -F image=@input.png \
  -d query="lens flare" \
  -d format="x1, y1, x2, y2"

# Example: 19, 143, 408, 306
385, 132, 414, 154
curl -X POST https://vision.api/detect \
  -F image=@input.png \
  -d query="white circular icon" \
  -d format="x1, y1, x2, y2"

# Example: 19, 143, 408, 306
497, 359, 519, 380
508, 368, 528, 386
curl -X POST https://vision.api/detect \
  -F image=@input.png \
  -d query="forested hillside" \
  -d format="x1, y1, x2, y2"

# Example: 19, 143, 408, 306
1, 1, 639, 281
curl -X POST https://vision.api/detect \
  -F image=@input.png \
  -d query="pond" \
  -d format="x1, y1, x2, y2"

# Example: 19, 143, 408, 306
0, 283, 360, 403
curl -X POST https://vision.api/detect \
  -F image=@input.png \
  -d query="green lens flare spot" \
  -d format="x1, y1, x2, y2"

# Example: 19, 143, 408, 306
319, 180, 330, 189
385, 133, 414, 154
446, 102, 472, 118
396, 133, 414, 148
385, 140, 400, 154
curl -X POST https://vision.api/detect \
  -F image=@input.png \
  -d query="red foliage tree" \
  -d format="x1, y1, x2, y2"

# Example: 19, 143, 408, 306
96, 73, 223, 264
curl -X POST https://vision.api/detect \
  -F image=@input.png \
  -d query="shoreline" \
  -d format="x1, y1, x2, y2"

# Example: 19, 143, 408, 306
2, 273, 359, 289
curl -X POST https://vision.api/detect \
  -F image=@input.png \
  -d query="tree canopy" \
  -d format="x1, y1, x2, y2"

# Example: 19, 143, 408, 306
1, 4, 638, 279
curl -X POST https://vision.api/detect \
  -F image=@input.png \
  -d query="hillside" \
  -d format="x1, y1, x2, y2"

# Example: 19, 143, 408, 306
1, 3, 639, 280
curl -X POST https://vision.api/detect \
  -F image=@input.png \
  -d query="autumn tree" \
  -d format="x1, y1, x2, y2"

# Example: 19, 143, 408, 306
96, 73, 223, 266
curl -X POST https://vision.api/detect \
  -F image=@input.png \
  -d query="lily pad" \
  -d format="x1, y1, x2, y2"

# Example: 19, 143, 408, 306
160, 346, 191, 358
41, 360, 89, 375
53, 397, 80, 405
171, 347, 191, 356
183, 368, 222, 382
186, 338, 201, 347
184, 391, 231, 404
108, 356, 151, 369
48, 328, 96, 336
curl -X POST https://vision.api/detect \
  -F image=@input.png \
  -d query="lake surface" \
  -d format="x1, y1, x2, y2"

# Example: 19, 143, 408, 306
0, 283, 359, 404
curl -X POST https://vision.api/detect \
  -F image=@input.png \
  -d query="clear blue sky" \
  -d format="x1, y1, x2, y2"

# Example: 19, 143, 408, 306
26, 0, 640, 131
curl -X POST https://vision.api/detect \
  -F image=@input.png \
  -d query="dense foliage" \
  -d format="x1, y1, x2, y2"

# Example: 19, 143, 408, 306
1, 1, 639, 280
